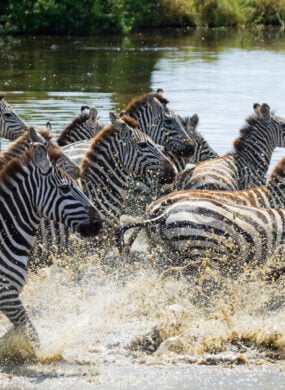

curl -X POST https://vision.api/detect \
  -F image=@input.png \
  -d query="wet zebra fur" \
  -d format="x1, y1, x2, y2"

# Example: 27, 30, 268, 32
57, 107, 105, 146
0, 145, 102, 347
117, 197, 285, 275
120, 89, 194, 158
177, 103, 285, 190
147, 154, 285, 216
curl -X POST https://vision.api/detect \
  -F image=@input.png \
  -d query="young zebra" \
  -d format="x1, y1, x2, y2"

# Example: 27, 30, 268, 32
0, 144, 102, 350
177, 103, 285, 190
0, 126, 80, 179
120, 89, 194, 158
57, 107, 105, 146
0, 94, 26, 141
147, 154, 285, 217
116, 197, 285, 275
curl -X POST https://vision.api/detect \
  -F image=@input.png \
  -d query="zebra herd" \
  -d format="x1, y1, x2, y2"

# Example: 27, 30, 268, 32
0, 90, 285, 355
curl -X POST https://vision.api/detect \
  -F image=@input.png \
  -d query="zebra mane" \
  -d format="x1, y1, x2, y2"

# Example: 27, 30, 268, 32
233, 103, 272, 151
268, 156, 285, 182
119, 113, 139, 128
3, 126, 53, 151
124, 91, 169, 114
58, 113, 89, 139
0, 93, 6, 99
0, 148, 33, 180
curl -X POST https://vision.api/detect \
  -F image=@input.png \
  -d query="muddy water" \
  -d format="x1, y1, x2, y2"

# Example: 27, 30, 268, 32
0, 28, 285, 388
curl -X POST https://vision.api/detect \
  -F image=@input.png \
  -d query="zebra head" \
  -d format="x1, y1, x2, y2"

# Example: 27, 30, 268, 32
32, 144, 102, 237
253, 103, 285, 148
0, 94, 26, 140
113, 115, 177, 185
123, 90, 194, 158
179, 114, 218, 163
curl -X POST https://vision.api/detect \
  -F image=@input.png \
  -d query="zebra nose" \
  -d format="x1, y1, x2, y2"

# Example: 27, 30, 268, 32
180, 140, 194, 157
79, 206, 102, 237
159, 160, 177, 184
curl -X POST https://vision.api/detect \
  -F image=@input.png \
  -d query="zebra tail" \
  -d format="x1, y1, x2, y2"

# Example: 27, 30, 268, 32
115, 213, 166, 254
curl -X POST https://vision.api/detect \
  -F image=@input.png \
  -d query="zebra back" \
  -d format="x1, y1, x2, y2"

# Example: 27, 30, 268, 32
57, 107, 105, 146
177, 103, 285, 191
148, 155, 285, 217
117, 197, 285, 274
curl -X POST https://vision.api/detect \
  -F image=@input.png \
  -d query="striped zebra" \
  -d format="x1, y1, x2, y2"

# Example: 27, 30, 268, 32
0, 144, 102, 348
116, 197, 285, 275
147, 154, 285, 217
33, 115, 176, 259
120, 89, 194, 157
57, 107, 105, 146
0, 94, 26, 141
167, 114, 218, 172
0, 126, 80, 180
177, 103, 285, 190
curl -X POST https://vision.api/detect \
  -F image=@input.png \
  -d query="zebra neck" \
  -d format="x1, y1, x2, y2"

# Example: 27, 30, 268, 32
80, 151, 129, 225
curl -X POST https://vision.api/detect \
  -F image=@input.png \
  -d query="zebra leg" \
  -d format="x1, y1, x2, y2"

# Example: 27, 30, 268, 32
0, 286, 40, 348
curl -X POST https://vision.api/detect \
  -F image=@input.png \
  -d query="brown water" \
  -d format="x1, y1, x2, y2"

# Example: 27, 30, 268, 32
0, 28, 285, 388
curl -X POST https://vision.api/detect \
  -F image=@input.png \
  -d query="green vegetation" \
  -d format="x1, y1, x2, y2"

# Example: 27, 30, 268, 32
0, 0, 285, 35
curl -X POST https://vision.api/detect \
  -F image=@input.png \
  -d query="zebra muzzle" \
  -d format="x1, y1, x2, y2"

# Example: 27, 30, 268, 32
78, 206, 103, 237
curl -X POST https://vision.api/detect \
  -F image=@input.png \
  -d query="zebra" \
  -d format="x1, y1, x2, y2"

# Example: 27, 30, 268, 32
167, 114, 218, 172
116, 196, 285, 275
147, 154, 285, 217
0, 126, 80, 180
0, 144, 102, 350
177, 103, 285, 191
57, 107, 105, 146
0, 94, 26, 141
33, 114, 177, 260
120, 89, 194, 158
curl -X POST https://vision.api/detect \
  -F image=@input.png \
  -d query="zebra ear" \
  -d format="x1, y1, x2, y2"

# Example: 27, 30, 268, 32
87, 107, 98, 126
190, 114, 199, 129
109, 112, 117, 124
33, 143, 51, 174
29, 127, 46, 144
260, 103, 271, 121
46, 121, 52, 131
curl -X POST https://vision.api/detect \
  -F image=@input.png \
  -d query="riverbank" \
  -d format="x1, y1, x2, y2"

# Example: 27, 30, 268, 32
0, 0, 285, 36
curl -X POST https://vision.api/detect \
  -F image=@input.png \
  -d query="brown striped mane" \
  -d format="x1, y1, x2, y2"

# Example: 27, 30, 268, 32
124, 92, 169, 114
0, 149, 33, 180
119, 114, 139, 128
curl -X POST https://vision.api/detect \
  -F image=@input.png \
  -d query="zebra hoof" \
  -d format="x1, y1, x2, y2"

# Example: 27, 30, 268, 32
0, 325, 38, 361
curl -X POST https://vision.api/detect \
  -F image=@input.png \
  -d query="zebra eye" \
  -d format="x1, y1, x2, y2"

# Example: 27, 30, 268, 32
60, 185, 71, 194
4, 112, 13, 118
138, 141, 148, 149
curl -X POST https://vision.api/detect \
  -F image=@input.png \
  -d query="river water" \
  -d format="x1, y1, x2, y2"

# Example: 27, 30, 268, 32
0, 28, 285, 389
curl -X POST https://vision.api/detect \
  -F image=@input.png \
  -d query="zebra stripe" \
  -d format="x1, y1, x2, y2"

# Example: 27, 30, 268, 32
0, 95, 26, 141
121, 90, 194, 157
117, 197, 285, 274
147, 155, 285, 217
177, 103, 285, 190
167, 114, 218, 172
0, 144, 102, 344
0, 126, 80, 180
57, 107, 105, 146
